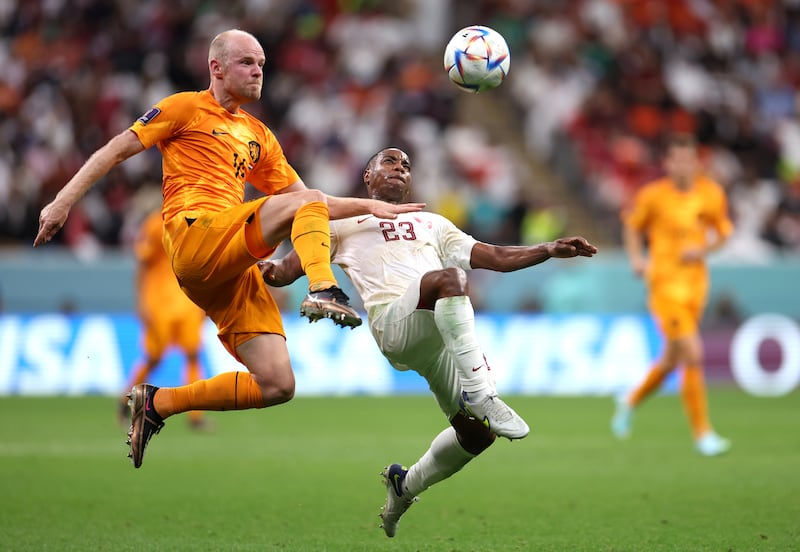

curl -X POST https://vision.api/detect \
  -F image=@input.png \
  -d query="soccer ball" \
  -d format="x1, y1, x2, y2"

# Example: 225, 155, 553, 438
444, 25, 510, 94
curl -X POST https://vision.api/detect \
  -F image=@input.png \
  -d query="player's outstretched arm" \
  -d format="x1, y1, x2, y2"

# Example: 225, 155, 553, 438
324, 195, 425, 221
34, 130, 145, 247
259, 251, 304, 287
470, 236, 598, 272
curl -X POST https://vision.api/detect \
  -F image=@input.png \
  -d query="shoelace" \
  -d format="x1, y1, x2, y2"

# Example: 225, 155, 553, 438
485, 395, 514, 422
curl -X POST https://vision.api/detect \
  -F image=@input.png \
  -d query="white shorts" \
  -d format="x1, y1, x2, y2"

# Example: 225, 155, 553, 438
368, 277, 462, 418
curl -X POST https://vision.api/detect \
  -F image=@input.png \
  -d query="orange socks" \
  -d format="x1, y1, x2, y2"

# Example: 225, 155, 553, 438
626, 361, 712, 440
291, 201, 336, 292
681, 364, 711, 438
184, 357, 204, 425
628, 364, 668, 407
154, 371, 266, 418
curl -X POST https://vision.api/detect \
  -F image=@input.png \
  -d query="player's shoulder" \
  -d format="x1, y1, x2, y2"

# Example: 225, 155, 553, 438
236, 108, 272, 139
696, 175, 725, 193
414, 211, 467, 233
633, 178, 671, 202
239, 107, 265, 125
641, 177, 671, 192
408, 210, 448, 224
158, 90, 206, 109
141, 91, 210, 124
329, 215, 364, 234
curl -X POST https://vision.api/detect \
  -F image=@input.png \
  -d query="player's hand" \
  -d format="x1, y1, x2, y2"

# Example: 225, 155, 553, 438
259, 251, 304, 287
630, 257, 647, 278
258, 258, 301, 288
258, 260, 286, 287
33, 201, 70, 247
681, 246, 705, 263
547, 236, 598, 258
371, 201, 426, 219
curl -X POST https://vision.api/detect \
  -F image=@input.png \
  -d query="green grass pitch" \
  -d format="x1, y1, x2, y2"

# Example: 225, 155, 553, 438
1, 389, 798, 551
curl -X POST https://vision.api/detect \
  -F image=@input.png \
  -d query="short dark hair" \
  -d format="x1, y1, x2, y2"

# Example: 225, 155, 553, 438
364, 150, 383, 172
363, 146, 411, 172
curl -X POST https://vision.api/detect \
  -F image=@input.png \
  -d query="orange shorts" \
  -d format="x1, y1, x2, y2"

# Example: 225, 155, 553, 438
140, 304, 205, 358
162, 199, 285, 360
648, 291, 704, 340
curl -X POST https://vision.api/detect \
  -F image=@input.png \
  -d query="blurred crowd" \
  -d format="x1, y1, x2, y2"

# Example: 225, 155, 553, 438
1, 0, 799, 261
489, 0, 800, 259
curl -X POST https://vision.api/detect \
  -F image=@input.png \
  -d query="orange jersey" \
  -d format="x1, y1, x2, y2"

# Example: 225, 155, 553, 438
135, 211, 204, 320
128, 90, 299, 222
623, 175, 733, 304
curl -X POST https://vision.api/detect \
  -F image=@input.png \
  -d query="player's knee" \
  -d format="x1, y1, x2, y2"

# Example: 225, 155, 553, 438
253, 373, 295, 405
272, 382, 295, 404
459, 425, 496, 455
299, 189, 326, 206
438, 267, 468, 296
264, 381, 295, 405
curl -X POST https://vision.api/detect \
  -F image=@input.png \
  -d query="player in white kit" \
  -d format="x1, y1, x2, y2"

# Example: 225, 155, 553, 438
260, 148, 597, 537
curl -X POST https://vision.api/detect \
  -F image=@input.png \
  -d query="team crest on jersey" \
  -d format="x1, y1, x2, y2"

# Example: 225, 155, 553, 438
137, 107, 161, 125
248, 141, 261, 163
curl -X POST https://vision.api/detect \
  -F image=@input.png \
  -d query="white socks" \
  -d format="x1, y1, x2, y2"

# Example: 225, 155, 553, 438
403, 426, 475, 497
433, 296, 492, 395
399, 297, 491, 498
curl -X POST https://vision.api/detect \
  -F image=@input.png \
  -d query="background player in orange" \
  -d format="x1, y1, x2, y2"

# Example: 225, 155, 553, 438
33, 29, 423, 468
117, 203, 209, 430
612, 133, 734, 456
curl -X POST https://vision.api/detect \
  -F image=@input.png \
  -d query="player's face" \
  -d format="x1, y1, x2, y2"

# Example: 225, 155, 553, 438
365, 149, 412, 204
664, 145, 698, 187
221, 36, 265, 103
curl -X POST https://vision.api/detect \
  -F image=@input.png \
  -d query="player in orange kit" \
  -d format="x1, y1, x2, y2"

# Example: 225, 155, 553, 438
117, 209, 209, 430
613, 133, 734, 456
34, 29, 423, 468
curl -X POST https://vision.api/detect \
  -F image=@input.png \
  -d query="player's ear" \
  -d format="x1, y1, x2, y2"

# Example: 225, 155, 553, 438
210, 59, 223, 79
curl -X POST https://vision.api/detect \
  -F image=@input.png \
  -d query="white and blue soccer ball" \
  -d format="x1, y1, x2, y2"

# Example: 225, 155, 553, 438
444, 25, 510, 94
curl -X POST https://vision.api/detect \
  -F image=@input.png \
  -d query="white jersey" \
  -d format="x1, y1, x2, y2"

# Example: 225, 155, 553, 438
330, 211, 477, 313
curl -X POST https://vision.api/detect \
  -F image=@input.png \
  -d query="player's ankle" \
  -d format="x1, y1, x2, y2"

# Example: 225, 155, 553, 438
309, 280, 337, 292
462, 387, 493, 401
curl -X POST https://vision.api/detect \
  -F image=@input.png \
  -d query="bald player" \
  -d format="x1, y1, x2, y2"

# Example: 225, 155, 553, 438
35, 29, 423, 468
